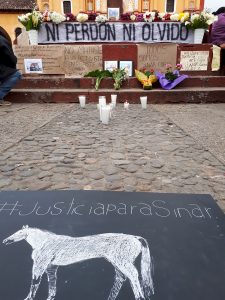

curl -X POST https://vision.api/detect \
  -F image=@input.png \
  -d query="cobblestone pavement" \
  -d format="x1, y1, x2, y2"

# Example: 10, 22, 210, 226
0, 103, 225, 211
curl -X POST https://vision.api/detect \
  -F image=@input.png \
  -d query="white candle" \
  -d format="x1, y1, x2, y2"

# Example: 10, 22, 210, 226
111, 94, 117, 108
101, 105, 111, 125
78, 95, 86, 108
99, 96, 106, 106
124, 101, 129, 109
140, 96, 147, 109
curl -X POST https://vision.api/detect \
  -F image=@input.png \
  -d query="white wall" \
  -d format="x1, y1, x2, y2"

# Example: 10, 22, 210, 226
204, 0, 225, 12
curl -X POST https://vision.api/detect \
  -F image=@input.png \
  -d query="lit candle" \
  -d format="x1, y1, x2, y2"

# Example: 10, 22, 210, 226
124, 101, 129, 109
78, 95, 86, 108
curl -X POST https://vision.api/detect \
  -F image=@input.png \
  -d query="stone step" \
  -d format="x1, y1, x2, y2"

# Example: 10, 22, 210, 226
14, 76, 225, 90
6, 87, 225, 104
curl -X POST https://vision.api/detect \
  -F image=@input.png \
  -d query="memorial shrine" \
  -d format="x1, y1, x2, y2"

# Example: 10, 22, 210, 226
2, 0, 225, 104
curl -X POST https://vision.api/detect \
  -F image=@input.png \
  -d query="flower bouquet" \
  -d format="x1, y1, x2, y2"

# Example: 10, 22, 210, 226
156, 64, 188, 90
135, 69, 157, 90
88, 11, 98, 21
18, 10, 43, 31
76, 13, 89, 23
50, 12, 66, 24
112, 68, 128, 90
65, 13, 76, 22
143, 11, 156, 22
185, 11, 217, 30
95, 14, 108, 23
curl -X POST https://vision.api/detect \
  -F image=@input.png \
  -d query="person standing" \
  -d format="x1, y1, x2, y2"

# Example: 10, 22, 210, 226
211, 7, 225, 75
0, 26, 22, 105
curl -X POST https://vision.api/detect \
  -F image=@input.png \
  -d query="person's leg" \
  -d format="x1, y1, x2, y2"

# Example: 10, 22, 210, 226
0, 70, 22, 103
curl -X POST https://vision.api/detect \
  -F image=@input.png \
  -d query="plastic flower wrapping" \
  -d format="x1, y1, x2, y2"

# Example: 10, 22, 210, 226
76, 13, 89, 23
156, 64, 188, 90
18, 10, 42, 31
95, 14, 108, 23
135, 69, 158, 90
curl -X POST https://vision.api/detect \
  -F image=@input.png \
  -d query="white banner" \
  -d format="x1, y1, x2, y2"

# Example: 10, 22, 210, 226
38, 22, 194, 44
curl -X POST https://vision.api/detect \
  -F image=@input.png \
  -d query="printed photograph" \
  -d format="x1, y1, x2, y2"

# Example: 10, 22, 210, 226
24, 58, 43, 74
108, 8, 120, 21
119, 60, 133, 76
104, 60, 118, 72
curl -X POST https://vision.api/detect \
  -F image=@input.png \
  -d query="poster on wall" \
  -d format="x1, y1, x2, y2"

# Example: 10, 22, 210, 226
0, 190, 225, 300
24, 59, 43, 74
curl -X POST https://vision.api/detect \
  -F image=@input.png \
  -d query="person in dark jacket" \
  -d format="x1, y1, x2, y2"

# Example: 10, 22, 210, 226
0, 26, 22, 105
211, 7, 225, 75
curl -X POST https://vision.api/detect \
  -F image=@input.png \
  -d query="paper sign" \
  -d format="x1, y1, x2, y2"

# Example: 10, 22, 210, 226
212, 45, 221, 71
64, 45, 102, 77
137, 43, 178, 72
180, 51, 209, 71
14, 45, 65, 74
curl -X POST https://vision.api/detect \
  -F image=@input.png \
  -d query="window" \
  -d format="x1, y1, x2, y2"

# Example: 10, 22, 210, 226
141, 0, 150, 12
189, 0, 195, 9
63, 1, 72, 14
166, 0, 175, 12
86, 0, 94, 11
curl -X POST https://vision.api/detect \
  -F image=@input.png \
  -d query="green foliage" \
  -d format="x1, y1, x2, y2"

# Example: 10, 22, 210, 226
84, 70, 112, 90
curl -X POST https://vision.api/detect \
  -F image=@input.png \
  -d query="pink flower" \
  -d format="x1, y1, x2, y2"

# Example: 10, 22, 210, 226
165, 64, 172, 70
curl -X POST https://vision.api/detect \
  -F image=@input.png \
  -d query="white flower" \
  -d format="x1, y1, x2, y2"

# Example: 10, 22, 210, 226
50, 12, 66, 24
76, 13, 88, 23
170, 14, 179, 21
190, 13, 199, 22
130, 14, 136, 21
185, 21, 190, 26
158, 12, 166, 20
95, 14, 108, 23
143, 12, 154, 22
180, 16, 185, 23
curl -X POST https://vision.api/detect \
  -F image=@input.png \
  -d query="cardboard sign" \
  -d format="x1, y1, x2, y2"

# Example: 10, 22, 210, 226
0, 191, 225, 300
38, 22, 194, 44
14, 45, 65, 74
212, 45, 221, 71
180, 51, 209, 71
137, 43, 178, 72
64, 45, 102, 77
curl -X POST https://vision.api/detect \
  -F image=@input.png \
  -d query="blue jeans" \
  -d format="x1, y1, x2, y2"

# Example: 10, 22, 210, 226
0, 70, 22, 100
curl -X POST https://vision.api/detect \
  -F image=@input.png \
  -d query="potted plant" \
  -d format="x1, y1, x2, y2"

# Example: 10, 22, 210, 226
185, 11, 217, 44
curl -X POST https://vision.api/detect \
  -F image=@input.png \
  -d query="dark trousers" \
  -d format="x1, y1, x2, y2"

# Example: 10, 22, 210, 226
0, 70, 22, 100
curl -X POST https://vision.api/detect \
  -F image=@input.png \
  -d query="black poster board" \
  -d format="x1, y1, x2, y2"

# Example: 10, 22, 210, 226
0, 190, 225, 300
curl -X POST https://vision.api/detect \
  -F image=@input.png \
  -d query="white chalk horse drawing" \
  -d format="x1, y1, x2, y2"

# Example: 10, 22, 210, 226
3, 225, 154, 300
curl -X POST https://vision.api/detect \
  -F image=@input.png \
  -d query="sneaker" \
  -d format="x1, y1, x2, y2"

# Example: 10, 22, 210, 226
0, 101, 12, 106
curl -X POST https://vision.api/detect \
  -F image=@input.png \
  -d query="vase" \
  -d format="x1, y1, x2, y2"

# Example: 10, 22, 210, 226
193, 28, 205, 44
28, 30, 38, 45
